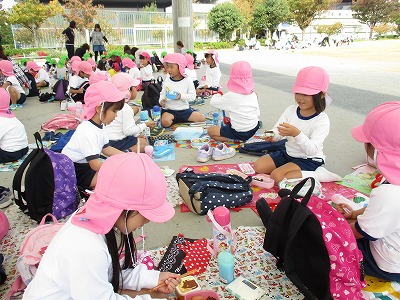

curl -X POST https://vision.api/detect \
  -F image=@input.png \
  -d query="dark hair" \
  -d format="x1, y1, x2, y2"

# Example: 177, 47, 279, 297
0, 45, 7, 60
103, 99, 125, 113
94, 23, 101, 30
177, 41, 184, 47
131, 47, 139, 54
123, 45, 131, 54
70, 21, 76, 29
312, 92, 327, 114
82, 43, 90, 51
105, 223, 137, 292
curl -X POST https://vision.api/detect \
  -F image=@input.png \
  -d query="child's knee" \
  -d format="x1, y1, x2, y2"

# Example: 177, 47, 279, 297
270, 169, 284, 183
161, 118, 172, 128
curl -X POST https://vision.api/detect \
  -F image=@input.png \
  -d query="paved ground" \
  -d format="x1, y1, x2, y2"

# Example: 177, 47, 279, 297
1, 39, 399, 249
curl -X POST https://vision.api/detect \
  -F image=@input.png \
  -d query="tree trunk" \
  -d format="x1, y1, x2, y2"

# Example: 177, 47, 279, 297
369, 25, 374, 40
302, 28, 306, 41
33, 28, 39, 48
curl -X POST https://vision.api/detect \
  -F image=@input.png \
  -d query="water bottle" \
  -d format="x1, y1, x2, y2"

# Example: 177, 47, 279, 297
75, 101, 83, 117
207, 206, 233, 258
140, 110, 149, 123
217, 251, 235, 284
212, 111, 219, 126
153, 105, 161, 123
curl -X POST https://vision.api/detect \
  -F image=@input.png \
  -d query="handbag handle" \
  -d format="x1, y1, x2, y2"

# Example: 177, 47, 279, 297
39, 213, 59, 225
289, 177, 315, 206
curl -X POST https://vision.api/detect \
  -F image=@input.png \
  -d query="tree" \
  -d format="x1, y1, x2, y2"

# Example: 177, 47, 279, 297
232, 0, 262, 35
352, 0, 399, 40
252, 0, 290, 37
62, 0, 102, 32
287, 0, 333, 41
315, 22, 343, 36
208, 2, 244, 41
6, 0, 63, 47
0, 11, 13, 45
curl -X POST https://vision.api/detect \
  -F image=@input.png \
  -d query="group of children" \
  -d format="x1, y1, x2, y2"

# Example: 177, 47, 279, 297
1, 45, 399, 298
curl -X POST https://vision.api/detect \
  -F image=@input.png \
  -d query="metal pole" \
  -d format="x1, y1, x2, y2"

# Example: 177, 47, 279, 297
172, 0, 193, 53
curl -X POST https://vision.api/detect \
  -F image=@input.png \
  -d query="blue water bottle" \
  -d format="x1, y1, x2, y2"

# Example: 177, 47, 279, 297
212, 112, 219, 126
140, 110, 149, 123
217, 251, 235, 284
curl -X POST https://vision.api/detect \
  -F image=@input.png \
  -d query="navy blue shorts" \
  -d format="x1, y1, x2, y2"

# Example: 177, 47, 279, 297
109, 136, 137, 151
357, 238, 400, 281
74, 162, 96, 190
162, 108, 194, 124
198, 86, 219, 91
220, 122, 260, 142
0, 146, 28, 163
269, 149, 324, 171
17, 93, 26, 105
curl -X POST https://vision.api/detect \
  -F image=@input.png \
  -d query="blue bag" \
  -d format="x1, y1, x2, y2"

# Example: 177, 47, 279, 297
50, 130, 76, 153
238, 139, 287, 156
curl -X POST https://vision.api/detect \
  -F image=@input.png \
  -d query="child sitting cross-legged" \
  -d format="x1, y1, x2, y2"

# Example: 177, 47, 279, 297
62, 81, 126, 190
159, 53, 205, 128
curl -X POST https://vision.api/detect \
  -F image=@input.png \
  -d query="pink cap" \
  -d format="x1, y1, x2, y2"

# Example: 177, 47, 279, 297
185, 54, 194, 70
163, 53, 187, 77
26, 61, 41, 72
88, 71, 110, 85
140, 51, 151, 60
352, 101, 400, 185
82, 81, 128, 120
111, 73, 140, 94
70, 61, 80, 73
71, 153, 174, 234
86, 58, 97, 68
0, 60, 14, 77
212, 206, 230, 226
206, 50, 219, 65
77, 61, 94, 75
292, 66, 331, 104
122, 57, 135, 69
0, 88, 14, 118
227, 61, 254, 95
69, 56, 82, 63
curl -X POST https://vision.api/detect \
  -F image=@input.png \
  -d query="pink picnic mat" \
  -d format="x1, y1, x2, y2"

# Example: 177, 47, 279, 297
178, 163, 360, 213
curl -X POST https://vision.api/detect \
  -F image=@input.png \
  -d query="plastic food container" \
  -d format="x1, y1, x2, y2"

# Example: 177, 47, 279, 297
190, 137, 210, 148
251, 174, 274, 189
176, 276, 201, 300
184, 290, 220, 300
166, 91, 179, 99
226, 169, 248, 179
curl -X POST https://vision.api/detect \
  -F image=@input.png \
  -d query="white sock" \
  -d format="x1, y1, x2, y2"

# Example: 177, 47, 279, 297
301, 171, 316, 179
314, 167, 342, 182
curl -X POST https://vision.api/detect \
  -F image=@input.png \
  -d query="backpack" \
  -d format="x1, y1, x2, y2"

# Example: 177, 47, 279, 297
257, 178, 365, 300
52, 79, 69, 100
71, 81, 90, 103
49, 130, 76, 152
6, 214, 63, 299
176, 171, 253, 215
141, 82, 162, 111
38, 92, 55, 103
24, 72, 40, 97
239, 139, 287, 156
41, 113, 80, 131
156, 75, 164, 87
12, 132, 79, 222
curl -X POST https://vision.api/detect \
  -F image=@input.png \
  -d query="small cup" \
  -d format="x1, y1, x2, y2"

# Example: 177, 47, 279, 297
144, 145, 154, 158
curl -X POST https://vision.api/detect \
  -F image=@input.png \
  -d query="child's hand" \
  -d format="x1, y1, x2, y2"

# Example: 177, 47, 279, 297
160, 99, 166, 108
146, 120, 156, 129
277, 123, 300, 137
203, 85, 208, 89
336, 203, 353, 219
260, 135, 274, 142
155, 272, 181, 294
176, 92, 181, 100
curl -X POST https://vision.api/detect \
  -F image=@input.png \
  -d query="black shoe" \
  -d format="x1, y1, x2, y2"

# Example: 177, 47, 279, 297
256, 198, 273, 228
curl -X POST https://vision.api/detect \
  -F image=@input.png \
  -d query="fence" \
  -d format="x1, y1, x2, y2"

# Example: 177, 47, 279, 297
11, 11, 218, 49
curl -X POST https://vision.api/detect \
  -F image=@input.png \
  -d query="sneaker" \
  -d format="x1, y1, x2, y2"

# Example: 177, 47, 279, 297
195, 98, 205, 105
60, 100, 68, 111
9, 104, 18, 110
0, 193, 12, 209
197, 144, 213, 163
212, 143, 236, 161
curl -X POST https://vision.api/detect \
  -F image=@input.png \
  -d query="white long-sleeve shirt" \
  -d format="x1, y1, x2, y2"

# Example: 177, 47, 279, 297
140, 64, 154, 81
199, 64, 221, 88
0, 116, 28, 152
23, 218, 165, 300
128, 67, 141, 80
210, 91, 260, 132
159, 76, 195, 111
106, 104, 147, 141
271, 105, 330, 161
35, 68, 50, 83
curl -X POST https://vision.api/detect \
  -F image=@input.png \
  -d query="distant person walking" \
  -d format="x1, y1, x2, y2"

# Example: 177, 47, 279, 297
62, 21, 76, 59
90, 24, 108, 62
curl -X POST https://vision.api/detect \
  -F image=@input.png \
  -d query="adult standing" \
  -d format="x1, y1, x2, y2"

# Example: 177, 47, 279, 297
62, 21, 76, 59
176, 41, 187, 54
90, 24, 108, 62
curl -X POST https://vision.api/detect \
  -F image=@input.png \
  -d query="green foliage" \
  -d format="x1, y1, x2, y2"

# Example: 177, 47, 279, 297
194, 41, 234, 50
315, 22, 343, 36
143, 1, 158, 12
0, 17, 13, 45
252, 0, 290, 34
208, 2, 244, 42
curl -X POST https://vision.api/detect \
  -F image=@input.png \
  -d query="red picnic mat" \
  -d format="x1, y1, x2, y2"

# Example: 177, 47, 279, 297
178, 163, 360, 213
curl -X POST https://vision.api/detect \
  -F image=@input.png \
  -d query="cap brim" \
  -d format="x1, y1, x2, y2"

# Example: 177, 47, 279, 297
139, 201, 175, 223
351, 125, 370, 143
0, 110, 15, 118
71, 194, 123, 234
292, 86, 320, 96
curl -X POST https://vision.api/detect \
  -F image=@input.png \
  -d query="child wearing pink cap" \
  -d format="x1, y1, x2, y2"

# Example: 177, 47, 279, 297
159, 53, 205, 128
254, 66, 331, 184
335, 101, 400, 282
107, 73, 155, 153
26, 61, 50, 87
23, 153, 181, 299
68, 60, 93, 103
62, 81, 126, 189
139, 51, 154, 88
184, 53, 198, 88
122, 57, 140, 81
196, 50, 221, 97
0, 60, 26, 110
0, 88, 28, 163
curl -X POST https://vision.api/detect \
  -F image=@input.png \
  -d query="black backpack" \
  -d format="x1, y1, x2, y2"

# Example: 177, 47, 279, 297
24, 72, 40, 97
141, 82, 162, 111
239, 139, 287, 156
39, 92, 55, 103
12, 132, 79, 222
256, 178, 365, 300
